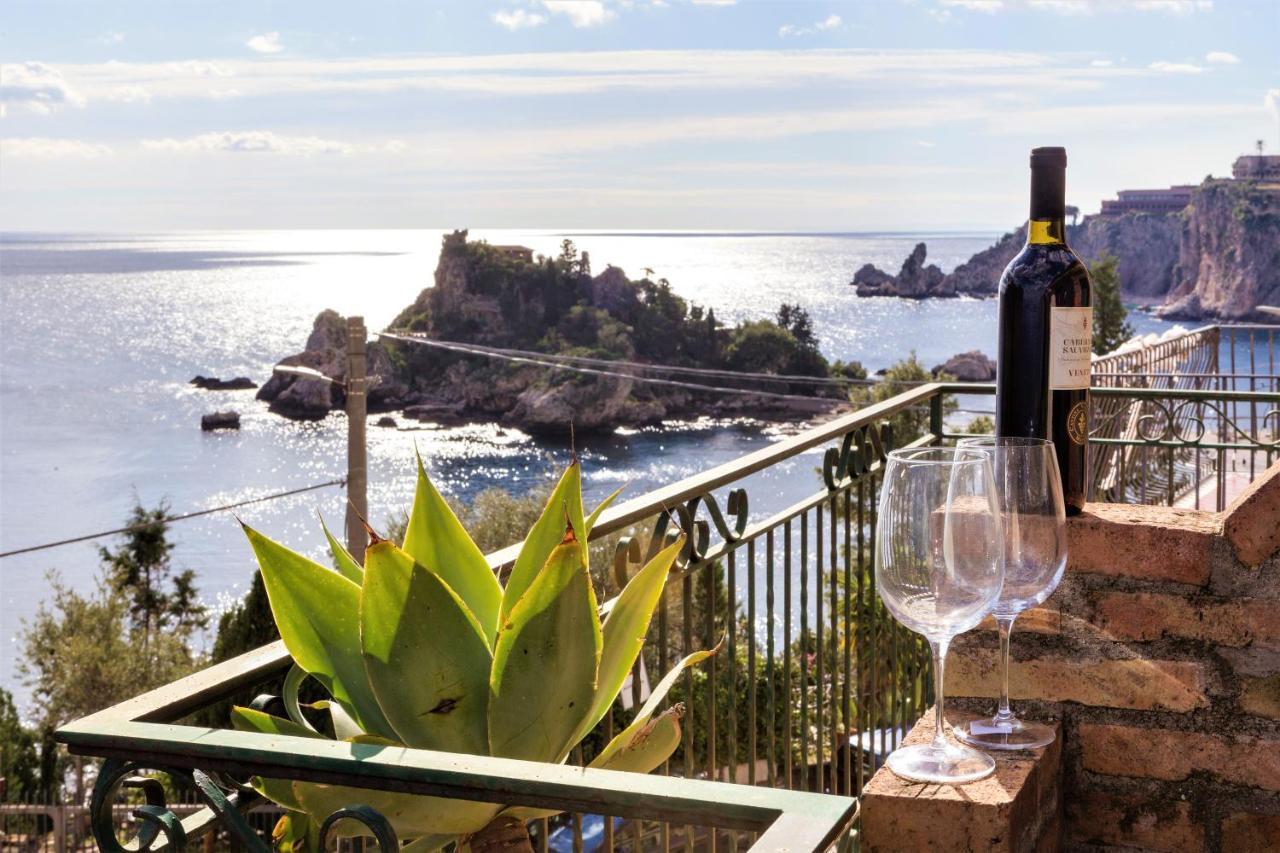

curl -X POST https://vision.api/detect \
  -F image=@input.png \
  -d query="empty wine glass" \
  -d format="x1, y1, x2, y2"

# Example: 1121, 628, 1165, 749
954, 437, 1067, 751
875, 446, 1005, 784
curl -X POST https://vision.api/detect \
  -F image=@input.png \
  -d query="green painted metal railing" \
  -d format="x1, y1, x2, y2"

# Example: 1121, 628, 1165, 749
56, 359, 1279, 852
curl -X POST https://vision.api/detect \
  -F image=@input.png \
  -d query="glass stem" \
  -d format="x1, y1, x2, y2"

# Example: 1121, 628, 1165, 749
994, 614, 1018, 724
930, 638, 950, 751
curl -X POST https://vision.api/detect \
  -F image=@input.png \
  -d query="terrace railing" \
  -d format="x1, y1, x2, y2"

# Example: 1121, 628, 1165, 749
50, 342, 1279, 852
1088, 323, 1278, 508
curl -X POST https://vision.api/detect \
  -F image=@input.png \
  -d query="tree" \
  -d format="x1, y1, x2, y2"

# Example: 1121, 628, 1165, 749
20, 571, 200, 801
776, 303, 817, 350
100, 502, 207, 644
964, 415, 995, 435
849, 352, 955, 445
1089, 251, 1133, 356
0, 688, 39, 802
724, 321, 801, 374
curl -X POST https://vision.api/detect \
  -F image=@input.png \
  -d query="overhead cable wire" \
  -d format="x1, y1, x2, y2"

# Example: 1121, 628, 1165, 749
0, 478, 346, 559
378, 333, 842, 405
387, 330, 872, 387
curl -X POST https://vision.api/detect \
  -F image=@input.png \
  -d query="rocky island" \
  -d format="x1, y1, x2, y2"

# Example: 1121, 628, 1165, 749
258, 231, 854, 433
851, 154, 1280, 321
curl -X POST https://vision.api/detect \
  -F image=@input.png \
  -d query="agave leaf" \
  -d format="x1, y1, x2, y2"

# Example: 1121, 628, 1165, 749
403, 453, 503, 645
591, 644, 719, 768
500, 462, 587, 626
568, 537, 683, 747
293, 780, 499, 838
400, 835, 455, 853
489, 532, 601, 763
230, 706, 325, 813
242, 525, 395, 739
584, 483, 625, 536
273, 813, 320, 853
590, 704, 683, 773
361, 540, 492, 755
501, 704, 685, 824
322, 515, 364, 583
328, 700, 365, 741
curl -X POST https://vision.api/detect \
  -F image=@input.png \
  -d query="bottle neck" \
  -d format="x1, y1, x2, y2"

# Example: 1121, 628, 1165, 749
1028, 218, 1066, 244
1028, 160, 1066, 244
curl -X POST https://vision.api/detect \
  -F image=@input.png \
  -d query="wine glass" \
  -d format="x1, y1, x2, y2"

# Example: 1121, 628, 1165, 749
875, 446, 1005, 784
953, 437, 1067, 751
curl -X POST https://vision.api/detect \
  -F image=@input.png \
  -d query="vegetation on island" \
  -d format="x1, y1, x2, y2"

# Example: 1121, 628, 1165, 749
386, 235, 859, 417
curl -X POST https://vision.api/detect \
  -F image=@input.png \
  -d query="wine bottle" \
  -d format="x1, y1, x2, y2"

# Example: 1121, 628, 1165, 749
995, 146, 1092, 514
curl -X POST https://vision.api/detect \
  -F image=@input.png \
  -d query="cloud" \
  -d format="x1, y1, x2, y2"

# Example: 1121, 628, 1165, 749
1131, 0, 1212, 12
937, 0, 1212, 11
55, 49, 1068, 104
691, 0, 736, 5
541, 1, 615, 27
939, 0, 1004, 12
1266, 88, 1280, 117
1205, 51, 1240, 65
97, 32, 125, 45
140, 130, 400, 156
107, 85, 151, 103
165, 60, 234, 77
1149, 60, 1203, 74
1090, 59, 1114, 67
0, 62, 86, 115
493, 9, 547, 30
1, 137, 112, 158
779, 14, 843, 37
246, 32, 283, 54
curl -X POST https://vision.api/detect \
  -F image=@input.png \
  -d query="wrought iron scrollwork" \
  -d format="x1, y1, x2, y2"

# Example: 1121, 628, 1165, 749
91, 758, 190, 853
1100, 397, 1280, 448
822, 423, 890, 490
674, 488, 748, 563
319, 804, 400, 851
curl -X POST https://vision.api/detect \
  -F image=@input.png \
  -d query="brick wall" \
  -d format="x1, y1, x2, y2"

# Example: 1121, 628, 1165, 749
947, 462, 1280, 852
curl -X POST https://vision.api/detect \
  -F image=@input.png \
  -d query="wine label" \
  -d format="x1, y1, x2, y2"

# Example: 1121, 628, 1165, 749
1066, 399, 1089, 445
1050, 307, 1092, 389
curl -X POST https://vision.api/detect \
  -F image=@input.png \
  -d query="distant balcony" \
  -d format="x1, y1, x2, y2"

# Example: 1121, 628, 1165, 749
52, 323, 1278, 852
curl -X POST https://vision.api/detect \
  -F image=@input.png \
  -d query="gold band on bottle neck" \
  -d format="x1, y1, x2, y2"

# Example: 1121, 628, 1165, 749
1028, 219, 1065, 244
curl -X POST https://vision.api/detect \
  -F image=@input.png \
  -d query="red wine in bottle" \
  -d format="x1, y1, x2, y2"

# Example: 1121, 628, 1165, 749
995, 146, 1092, 514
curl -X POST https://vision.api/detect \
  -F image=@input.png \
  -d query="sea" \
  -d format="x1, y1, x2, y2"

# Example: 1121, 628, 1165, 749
0, 230, 1184, 699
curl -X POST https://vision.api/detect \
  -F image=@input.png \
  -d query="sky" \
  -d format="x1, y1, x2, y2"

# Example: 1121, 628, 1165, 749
1, 0, 1277, 231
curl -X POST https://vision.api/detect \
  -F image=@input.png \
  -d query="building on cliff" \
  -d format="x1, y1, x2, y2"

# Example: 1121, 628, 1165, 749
492, 245, 535, 263
1232, 154, 1280, 181
1099, 186, 1195, 216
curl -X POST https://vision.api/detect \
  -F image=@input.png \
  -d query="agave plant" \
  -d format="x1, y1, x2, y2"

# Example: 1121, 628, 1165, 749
233, 455, 713, 850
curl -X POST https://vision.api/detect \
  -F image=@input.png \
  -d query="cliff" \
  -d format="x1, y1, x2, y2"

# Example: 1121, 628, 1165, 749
850, 177, 1279, 320
1159, 180, 1280, 321
1070, 212, 1182, 300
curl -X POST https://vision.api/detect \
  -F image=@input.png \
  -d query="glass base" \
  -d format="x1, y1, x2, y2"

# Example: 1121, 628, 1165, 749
885, 741, 996, 785
954, 716, 1056, 751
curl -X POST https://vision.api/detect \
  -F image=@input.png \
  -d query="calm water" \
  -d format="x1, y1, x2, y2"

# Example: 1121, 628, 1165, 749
0, 230, 1180, 696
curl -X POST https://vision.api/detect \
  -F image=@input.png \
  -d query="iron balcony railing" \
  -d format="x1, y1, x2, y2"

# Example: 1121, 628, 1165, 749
54, 365, 1279, 852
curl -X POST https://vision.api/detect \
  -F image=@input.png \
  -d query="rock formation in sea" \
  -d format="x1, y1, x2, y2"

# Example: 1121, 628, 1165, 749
260, 231, 843, 432
850, 175, 1280, 320
255, 309, 411, 420
851, 243, 952, 298
932, 351, 996, 382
